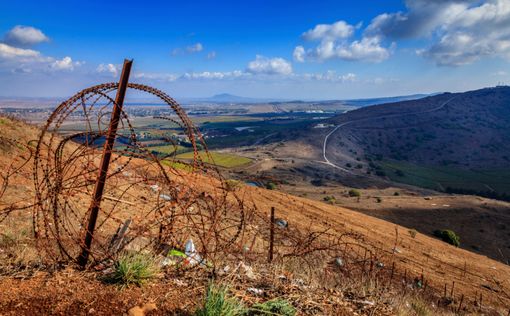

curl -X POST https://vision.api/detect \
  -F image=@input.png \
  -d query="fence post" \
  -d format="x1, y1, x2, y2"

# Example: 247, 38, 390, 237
268, 206, 275, 263
77, 59, 133, 268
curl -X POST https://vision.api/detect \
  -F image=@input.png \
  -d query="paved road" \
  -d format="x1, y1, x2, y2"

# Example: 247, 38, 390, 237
322, 96, 457, 172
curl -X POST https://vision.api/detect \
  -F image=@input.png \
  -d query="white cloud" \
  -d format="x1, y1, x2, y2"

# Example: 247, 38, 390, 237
246, 55, 292, 75
301, 70, 357, 82
96, 63, 121, 77
133, 72, 178, 82
302, 20, 355, 41
3, 25, 49, 47
50, 56, 81, 71
296, 36, 391, 63
0, 43, 41, 60
186, 42, 203, 53
366, 0, 510, 66
171, 42, 205, 56
207, 51, 216, 59
293, 46, 305, 62
181, 70, 244, 80
296, 20, 392, 63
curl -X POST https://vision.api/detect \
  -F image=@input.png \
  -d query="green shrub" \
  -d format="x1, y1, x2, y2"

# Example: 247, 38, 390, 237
408, 229, 417, 238
395, 169, 405, 177
265, 182, 277, 190
195, 283, 246, 316
433, 229, 460, 247
394, 192, 400, 196
107, 251, 160, 287
323, 195, 336, 204
250, 299, 296, 316
348, 189, 361, 197
225, 179, 241, 191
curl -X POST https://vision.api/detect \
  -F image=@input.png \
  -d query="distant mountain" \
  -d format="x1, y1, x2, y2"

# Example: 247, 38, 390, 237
180, 93, 287, 104
339, 93, 434, 107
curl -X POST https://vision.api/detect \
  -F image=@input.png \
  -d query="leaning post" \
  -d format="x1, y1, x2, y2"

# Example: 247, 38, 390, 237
77, 59, 133, 268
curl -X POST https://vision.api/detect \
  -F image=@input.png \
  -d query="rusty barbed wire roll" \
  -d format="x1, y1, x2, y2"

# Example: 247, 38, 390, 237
0, 136, 34, 222
33, 83, 246, 266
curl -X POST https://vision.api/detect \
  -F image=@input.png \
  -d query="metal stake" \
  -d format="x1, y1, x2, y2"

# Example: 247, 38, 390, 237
77, 59, 133, 268
268, 206, 275, 263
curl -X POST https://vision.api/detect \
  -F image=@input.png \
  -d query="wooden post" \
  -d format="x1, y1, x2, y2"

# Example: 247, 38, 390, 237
457, 294, 464, 313
77, 59, 133, 268
268, 206, 275, 263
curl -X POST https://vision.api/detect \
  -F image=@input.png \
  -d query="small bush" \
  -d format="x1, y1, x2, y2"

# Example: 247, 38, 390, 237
195, 283, 246, 316
348, 189, 361, 197
408, 229, 417, 238
433, 229, 460, 247
323, 195, 336, 204
250, 299, 296, 316
395, 169, 405, 177
107, 251, 160, 287
394, 192, 400, 196
265, 182, 277, 190
225, 179, 241, 191
310, 179, 324, 186
376, 197, 382, 203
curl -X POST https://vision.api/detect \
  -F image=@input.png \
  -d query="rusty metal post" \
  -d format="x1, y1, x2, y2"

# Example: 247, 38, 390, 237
77, 59, 133, 268
268, 206, 275, 263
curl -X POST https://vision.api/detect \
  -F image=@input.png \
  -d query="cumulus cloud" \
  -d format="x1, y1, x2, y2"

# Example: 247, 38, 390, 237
302, 21, 355, 41
3, 25, 49, 47
366, 0, 510, 66
133, 72, 178, 82
172, 43, 205, 56
246, 55, 292, 75
0, 26, 80, 73
301, 70, 357, 82
293, 46, 305, 63
96, 63, 121, 77
0, 43, 42, 61
186, 42, 203, 53
295, 20, 392, 63
181, 70, 244, 80
50, 56, 81, 71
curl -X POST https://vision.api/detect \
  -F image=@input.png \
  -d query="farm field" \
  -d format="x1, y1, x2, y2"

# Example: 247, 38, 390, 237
175, 151, 252, 168
379, 160, 510, 194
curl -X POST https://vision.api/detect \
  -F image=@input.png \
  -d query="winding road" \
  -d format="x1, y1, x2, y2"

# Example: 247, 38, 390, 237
322, 96, 457, 172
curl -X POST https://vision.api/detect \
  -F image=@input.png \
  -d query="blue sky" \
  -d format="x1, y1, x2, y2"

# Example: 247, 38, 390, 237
0, 0, 509, 99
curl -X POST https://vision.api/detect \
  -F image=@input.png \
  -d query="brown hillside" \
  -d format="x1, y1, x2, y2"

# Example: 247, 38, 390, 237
1, 116, 510, 314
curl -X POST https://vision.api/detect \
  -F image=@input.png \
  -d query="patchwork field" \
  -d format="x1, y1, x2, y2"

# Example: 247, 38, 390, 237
379, 160, 510, 194
175, 151, 253, 168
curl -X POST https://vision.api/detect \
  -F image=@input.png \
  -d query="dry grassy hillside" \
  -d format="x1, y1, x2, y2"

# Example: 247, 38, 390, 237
324, 87, 510, 169
1, 116, 510, 315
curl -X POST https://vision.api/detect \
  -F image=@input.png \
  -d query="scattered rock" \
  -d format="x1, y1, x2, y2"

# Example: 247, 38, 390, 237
376, 262, 385, 268
127, 303, 157, 316
240, 262, 256, 280
247, 287, 264, 296
334, 257, 344, 267
159, 194, 172, 201
392, 247, 402, 254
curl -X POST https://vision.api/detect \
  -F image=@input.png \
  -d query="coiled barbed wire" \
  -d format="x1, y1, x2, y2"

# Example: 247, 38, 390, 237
33, 83, 246, 265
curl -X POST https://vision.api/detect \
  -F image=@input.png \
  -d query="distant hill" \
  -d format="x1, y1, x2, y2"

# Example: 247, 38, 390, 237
181, 93, 286, 104
319, 86, 510, 195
